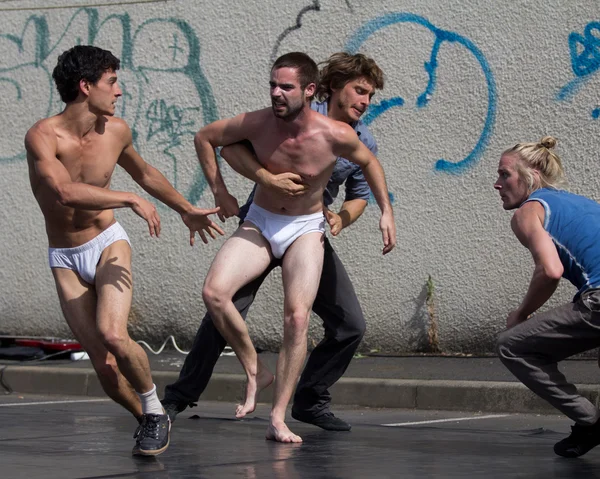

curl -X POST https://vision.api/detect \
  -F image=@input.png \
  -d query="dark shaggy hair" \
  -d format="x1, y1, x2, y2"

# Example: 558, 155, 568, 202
52, 45, 120, 103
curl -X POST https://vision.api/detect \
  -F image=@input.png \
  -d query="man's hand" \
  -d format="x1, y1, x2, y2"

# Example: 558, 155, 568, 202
380, 210, 396, 255
324, 208, 343, 236
265, 172, 309, 197
181, 207, 225, 245
131, 196, 161, 238
214, 191, 240, 222
506, 310, 527, 330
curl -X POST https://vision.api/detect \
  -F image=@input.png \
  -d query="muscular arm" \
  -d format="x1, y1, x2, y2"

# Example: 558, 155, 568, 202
25, 125, 138, 210
193, 115, 255, 220
220, 141, 272, 187
509, 201, 563, 324
325, 198, 367, 236
194, 114, 255, 196
220, 142, 309, 197
117, 128, 191, 216
334, 126, 391, 214
338, 198, 367, 229
117, 123, 223, 244
334, 125, 396, 253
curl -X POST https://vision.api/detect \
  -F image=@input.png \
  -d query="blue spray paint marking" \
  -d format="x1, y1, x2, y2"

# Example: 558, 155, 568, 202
346, 13, 497, 174
592, 108, 600, 119
557, 21, 600, 116
362, 97, 404, 126
368, 191, 395, 206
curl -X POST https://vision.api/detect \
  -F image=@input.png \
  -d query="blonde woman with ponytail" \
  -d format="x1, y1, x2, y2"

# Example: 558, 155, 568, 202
495, 136, 600, 458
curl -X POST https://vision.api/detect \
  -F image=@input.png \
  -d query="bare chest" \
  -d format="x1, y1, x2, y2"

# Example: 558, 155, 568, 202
57, 135, 121, 187
252, 133, 336, 179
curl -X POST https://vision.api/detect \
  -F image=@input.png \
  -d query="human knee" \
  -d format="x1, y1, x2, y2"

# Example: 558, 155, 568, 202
100, 328, 132, 357
284, 309, 310, 338
345, 316, 366, 340
202, 281, 228, 312
496, 330, 516, 363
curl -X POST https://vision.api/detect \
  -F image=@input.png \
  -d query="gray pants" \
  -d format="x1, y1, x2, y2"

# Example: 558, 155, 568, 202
497, 289, 600, 425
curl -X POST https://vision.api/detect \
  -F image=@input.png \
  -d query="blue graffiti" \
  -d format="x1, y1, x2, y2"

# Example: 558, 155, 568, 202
361, 97, 404, 126
368, 191, 395, 206
557, 21, 600, 119
345, 13, 497, 174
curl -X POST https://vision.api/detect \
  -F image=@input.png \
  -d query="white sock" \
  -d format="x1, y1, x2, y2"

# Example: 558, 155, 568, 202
137, 384, 163, 415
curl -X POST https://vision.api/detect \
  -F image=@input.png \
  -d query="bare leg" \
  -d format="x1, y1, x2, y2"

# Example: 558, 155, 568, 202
52, 267, 142, 418
203, 223, 275, 418
266, 232, 324, 443
95, 241, 154, 395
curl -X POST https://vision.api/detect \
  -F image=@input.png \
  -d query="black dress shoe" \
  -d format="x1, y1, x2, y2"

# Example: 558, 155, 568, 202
291, 409, 351, 431
554, 420, 600, 458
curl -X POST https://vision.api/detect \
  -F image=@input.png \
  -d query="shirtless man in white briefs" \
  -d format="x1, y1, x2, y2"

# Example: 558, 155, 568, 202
25, 45, 223, 456
195, 52, 396, 443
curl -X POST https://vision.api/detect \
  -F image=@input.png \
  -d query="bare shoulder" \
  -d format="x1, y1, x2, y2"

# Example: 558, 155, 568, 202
511, 200, 545, 232
243, 108, 271, 127
105, 116, 131, 134
224, 108, 272, 138
25, 118, 57, 150
316, 113, 357, 144
104, 116, 133, 144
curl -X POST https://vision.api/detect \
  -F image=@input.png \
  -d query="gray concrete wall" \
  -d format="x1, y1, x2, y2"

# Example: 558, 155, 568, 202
1, 0, 599, 353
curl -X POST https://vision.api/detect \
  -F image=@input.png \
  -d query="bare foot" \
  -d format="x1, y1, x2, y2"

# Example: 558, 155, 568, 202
235, 367, 274, 418
265, 421, 303, 443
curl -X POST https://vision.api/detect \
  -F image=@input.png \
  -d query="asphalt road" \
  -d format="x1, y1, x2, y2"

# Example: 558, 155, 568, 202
1, 393, 599, 478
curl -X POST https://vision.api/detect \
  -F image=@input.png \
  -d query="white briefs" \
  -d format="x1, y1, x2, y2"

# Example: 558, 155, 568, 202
244, 203, 325, 259
48, 222, 131, 284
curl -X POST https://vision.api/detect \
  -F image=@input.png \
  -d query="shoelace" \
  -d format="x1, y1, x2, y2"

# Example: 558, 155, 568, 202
138, 416, 160, 440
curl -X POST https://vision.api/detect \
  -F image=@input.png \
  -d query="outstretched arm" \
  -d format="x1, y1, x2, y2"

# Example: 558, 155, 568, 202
334, 125, 396, 254
117, 124, 224, 244
507, 201, 563, 328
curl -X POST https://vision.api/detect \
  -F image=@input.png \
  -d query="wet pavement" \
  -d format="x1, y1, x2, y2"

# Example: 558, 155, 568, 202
2, 394, 600, 478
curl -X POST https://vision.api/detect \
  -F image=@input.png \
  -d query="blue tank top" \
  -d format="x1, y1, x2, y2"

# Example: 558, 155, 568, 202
525, 188, 600, 299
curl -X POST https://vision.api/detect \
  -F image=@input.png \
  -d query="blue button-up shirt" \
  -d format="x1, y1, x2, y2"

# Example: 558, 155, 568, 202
238, 99, 377, 220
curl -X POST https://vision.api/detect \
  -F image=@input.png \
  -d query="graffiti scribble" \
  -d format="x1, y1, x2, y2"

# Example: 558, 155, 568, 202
146, 100, 198, 141
270, 1, 321, 63
346, 13, 496, 174
557, 21, 600, 118
145, 100, 200, 187
0, 8, 218, 203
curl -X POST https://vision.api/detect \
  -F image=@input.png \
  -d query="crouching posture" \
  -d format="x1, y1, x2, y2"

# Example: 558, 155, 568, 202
495, 136, 600, 458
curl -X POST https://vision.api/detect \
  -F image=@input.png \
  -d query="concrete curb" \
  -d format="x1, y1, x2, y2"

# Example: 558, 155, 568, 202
2, 365, 598, 414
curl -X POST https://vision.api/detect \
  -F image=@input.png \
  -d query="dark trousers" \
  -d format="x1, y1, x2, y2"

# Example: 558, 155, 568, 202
497, 288, 600, 425
163, 237, 366, 416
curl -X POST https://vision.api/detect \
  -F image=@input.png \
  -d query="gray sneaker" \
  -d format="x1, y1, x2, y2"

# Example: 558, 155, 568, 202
132, 413, 171, 456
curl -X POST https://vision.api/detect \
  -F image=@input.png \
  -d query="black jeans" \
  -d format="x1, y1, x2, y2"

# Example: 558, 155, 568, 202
163, 237, 366, 416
